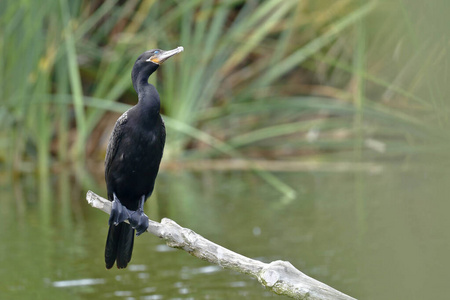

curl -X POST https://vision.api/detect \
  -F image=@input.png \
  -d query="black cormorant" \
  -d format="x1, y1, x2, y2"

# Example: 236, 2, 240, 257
104, 46, 184, 269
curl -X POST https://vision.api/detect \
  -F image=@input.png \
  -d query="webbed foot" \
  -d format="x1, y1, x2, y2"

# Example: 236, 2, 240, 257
109, 193, 131, 226
129, 210, 149, 236
129, 195, 149, 236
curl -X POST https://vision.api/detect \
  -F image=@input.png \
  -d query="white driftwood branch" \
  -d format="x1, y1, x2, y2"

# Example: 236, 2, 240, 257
86, 190, 356, 300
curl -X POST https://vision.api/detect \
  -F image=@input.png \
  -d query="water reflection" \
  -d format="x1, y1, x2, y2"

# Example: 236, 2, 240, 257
52, 278, 106, 288
0, 165, 449, 299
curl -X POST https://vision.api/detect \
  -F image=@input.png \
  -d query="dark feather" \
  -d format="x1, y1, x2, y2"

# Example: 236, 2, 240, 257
105, 224, 118, 269
105, 110, 129, 185
105, 223, 134, 269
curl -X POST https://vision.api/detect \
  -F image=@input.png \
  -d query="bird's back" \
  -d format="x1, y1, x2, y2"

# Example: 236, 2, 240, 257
105, 107, 165, 210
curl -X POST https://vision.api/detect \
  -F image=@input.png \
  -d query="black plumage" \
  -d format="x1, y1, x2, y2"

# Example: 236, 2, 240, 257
104, 47, 183, 269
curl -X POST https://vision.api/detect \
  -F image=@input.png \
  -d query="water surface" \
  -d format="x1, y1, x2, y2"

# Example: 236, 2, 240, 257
0, 163, 448, 299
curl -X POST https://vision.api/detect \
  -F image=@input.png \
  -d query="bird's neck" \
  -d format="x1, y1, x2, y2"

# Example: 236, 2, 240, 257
132, 66, 161, 113
132, 67, 154, 93
137, 84, 160, 112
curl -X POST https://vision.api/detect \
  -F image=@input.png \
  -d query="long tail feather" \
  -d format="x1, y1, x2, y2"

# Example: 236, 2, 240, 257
105, 223, 135, 269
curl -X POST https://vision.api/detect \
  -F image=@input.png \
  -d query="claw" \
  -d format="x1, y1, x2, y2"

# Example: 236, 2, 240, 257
128, 195, 149, 236
109, 193, 131, 226
135, 213, 149, 236
129, 210, 149, 236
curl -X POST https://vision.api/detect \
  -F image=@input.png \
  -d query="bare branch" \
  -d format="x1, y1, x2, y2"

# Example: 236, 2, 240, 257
87, 190, 356, 300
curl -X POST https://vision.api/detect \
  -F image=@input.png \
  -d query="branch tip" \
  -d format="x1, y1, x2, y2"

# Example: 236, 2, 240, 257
85, 190, 356, 300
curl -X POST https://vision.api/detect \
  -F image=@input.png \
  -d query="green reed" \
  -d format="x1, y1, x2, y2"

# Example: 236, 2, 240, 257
1, 0, 448, 201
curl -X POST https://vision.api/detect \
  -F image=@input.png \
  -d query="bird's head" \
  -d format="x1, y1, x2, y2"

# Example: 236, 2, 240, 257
136, 47, 184, 66
132, 46, 184, 92
147, 47, 184, 65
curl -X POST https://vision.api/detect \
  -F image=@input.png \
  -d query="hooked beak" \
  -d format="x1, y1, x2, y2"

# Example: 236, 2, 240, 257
147, 46, 184, 65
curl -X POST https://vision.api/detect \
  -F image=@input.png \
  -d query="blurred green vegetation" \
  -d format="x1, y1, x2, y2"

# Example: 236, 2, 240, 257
1, 0, 449, 195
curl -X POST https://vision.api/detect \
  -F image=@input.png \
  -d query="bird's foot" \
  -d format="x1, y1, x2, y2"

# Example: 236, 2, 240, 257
109, 193, 131, 226
129, 209, 149, 236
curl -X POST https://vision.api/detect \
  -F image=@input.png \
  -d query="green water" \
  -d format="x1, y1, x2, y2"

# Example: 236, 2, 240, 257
0, 164, 449, 299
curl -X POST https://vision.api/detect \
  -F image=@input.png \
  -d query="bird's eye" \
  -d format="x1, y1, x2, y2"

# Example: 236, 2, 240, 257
154, 50, 159, 54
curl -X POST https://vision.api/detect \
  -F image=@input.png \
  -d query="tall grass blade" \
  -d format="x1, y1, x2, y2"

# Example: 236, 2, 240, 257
59, 0, 86, 161
255, 1, 377, 88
